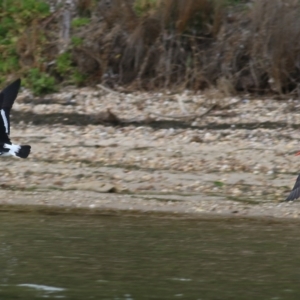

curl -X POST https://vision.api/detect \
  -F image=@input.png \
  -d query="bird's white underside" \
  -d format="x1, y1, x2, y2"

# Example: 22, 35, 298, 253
3, 143, 20, 156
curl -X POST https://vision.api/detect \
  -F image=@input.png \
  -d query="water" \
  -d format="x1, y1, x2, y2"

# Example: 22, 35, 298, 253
1, 212, 300, 299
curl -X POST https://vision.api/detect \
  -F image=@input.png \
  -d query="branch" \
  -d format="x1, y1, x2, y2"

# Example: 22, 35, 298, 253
148, 104, 217, 121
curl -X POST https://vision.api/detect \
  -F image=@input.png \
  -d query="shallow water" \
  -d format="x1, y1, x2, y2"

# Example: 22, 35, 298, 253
1, 212, 300, 299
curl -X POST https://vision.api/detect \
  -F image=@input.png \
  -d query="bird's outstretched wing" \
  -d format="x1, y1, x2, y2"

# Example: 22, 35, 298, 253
286, 174, 300, 201
0, 79, 21, 144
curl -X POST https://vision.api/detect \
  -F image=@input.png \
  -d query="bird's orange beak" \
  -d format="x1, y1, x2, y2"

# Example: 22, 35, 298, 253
296, 151, 300, 156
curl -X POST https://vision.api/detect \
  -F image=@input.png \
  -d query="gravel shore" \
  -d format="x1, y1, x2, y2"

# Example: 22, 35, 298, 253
2, 86, 300, 219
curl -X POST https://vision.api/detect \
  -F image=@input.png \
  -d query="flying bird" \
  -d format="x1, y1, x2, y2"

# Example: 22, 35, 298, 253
0, 79, 31, 159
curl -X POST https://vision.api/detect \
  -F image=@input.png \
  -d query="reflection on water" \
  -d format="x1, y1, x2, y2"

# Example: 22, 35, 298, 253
1, 212, 300, 299
18, 283, 65, 292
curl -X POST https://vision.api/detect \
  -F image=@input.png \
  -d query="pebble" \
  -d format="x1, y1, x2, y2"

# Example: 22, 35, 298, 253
3, 87, 300, 219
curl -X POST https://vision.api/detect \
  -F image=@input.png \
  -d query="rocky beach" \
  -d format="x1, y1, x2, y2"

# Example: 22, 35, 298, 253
1, 86, 300, 219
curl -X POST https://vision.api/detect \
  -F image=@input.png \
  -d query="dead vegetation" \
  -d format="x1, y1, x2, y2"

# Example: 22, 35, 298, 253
6, 0, 300, 95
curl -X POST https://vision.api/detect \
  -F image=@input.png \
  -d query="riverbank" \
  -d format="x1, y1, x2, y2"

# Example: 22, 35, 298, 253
2, 86, 300, 219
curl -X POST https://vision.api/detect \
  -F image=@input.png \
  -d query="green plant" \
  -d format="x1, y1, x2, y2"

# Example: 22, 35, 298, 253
71, 17, 90, 28
214, 181, 224, 187
0, 0, 51, 88
56, 51, 86, 86
0, 1, 50, 54
71, 36, 83, 47
0, 55, 18, 73
1, 0, 50, 15
56, 52, 73, 75
26, 68, 56, 95
133, 0, 159, 16
71, 70, 86, 86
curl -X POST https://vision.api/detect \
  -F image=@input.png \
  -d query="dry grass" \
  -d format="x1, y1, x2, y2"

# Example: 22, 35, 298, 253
87, 0, 226, 89
15, 0, 300, 95
250, 0, 300, 94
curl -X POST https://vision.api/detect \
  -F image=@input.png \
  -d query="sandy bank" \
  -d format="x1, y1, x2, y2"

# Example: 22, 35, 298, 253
2, 87, 300, 219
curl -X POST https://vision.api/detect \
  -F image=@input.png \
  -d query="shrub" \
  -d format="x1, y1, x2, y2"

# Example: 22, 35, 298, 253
71, 36, 83, 47
2, 0, 300, 95
71, 17, 90, 28
26, 68, 56, 95
0, 0, 51, 94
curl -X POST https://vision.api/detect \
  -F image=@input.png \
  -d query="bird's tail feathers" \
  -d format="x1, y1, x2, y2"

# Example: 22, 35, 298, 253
15, 145, 31, 158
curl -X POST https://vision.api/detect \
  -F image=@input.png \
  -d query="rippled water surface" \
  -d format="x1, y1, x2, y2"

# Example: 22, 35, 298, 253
1, 212, 300, 299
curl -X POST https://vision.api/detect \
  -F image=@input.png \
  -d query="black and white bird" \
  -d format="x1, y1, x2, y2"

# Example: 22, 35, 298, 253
0, 79, 31, 159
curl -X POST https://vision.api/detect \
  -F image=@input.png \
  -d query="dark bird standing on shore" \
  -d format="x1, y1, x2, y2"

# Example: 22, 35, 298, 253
286, 150, 300, 200
0, 79, 31, 158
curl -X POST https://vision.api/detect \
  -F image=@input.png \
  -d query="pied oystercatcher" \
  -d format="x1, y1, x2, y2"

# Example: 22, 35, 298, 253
0, 79, 31, 158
